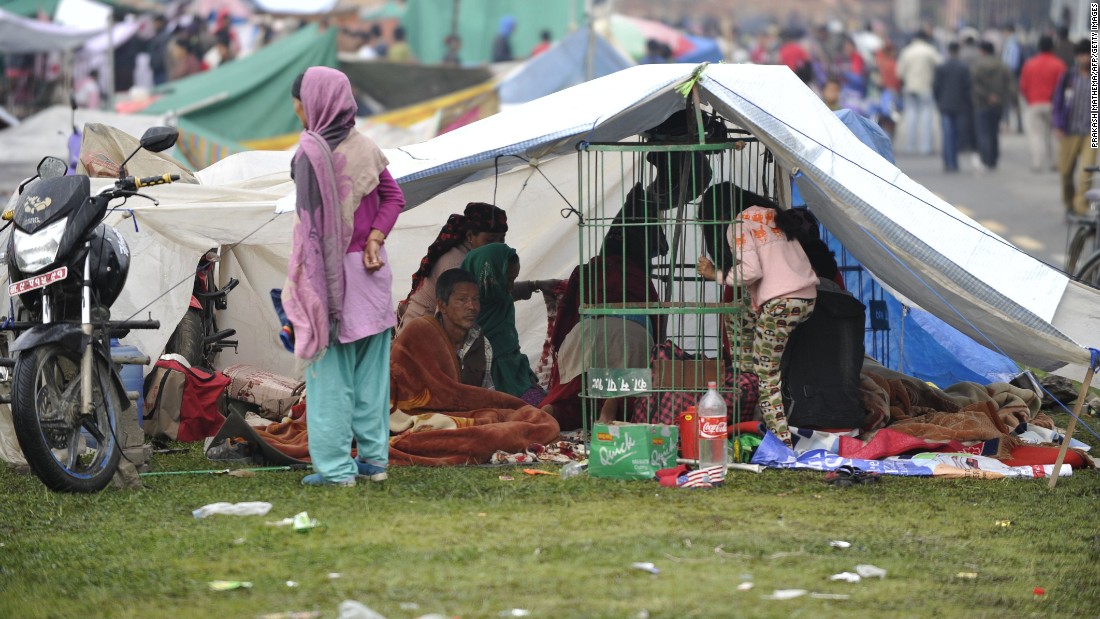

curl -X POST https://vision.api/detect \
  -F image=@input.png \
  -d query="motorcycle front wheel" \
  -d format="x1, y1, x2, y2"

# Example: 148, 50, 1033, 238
11, 344, 121, 493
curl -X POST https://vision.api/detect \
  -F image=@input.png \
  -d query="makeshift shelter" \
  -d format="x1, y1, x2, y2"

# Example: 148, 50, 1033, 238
402, 0, 586, 65
47, 63, 1099, 392
339, 57, 494, 111
0, 105, 166, 188
141, 24, 337, 145
499, 27, 633, 106
0, 7, 104, 53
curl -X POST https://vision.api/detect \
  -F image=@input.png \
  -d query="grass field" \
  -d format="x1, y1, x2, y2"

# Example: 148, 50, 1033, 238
2, 414, 1099, 619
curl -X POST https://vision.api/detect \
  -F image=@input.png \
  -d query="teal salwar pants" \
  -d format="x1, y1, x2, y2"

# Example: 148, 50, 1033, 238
304, 331, 390, 482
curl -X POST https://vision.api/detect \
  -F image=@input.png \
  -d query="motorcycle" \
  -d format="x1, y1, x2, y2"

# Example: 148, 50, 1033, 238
1, 126, 179, 492
163, 248, 238, 369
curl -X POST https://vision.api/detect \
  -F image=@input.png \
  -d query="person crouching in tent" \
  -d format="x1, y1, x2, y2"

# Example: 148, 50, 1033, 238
283, 66, 405, 486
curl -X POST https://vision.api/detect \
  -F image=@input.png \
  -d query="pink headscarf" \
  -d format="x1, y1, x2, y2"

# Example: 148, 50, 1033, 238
283, 66, 383, 359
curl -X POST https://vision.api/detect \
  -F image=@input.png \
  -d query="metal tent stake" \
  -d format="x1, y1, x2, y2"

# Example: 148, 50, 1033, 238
1047, 366, 1094, 489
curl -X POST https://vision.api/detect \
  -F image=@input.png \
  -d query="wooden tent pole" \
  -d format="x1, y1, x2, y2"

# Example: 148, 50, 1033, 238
1047, 366, 1094, 489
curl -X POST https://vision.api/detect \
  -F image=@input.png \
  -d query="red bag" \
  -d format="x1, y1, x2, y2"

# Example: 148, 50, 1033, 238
143, 356, 230, 442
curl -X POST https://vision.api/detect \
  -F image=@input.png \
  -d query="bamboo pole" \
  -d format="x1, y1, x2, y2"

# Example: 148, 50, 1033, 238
1047, 366, 1094, 489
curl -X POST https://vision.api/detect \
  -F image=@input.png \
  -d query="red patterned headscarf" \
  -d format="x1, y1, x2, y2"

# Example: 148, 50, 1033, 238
406, 202, 507, 299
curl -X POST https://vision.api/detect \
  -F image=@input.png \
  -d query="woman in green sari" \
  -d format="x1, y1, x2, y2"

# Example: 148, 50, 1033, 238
461, 243, 546, 405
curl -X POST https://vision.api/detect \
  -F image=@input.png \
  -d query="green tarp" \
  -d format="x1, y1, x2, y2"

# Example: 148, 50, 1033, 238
340, 59, 492, 110
404, 0, 585, 65
143, 25, 336, 143
0, 0, 59, 18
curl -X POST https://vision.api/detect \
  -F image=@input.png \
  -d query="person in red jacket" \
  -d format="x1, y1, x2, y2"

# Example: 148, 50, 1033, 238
1018, 35, 1067, 172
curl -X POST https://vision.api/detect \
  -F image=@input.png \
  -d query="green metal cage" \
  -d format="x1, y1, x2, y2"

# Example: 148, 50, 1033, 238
571, 109, 779, 448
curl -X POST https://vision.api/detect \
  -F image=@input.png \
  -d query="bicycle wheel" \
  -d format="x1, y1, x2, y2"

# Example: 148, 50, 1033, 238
1073, 250, 1100, 288
1065, 223, 1095, 274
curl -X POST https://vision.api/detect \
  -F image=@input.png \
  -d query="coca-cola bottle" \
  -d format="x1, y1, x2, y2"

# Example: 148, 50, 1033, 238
696, 381, 728, 473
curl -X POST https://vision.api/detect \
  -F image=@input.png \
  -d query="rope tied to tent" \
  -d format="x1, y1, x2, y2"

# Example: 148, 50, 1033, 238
674, 63, 710, 98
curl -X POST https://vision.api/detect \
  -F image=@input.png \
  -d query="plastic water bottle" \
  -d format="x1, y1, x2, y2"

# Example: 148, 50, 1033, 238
560, 461, 586, 479
696, 381, 728, 472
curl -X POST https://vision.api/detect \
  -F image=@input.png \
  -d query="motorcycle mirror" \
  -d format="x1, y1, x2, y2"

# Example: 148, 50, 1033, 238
37, 156, 68, 180
138, 126, 179, 153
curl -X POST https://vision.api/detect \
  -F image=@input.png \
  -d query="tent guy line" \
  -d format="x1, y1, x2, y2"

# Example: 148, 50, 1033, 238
703, 78, 1068, 278
120, 212, 283, 324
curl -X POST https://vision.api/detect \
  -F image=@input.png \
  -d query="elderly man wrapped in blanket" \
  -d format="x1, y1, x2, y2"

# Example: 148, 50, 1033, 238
388, 269, 560, 465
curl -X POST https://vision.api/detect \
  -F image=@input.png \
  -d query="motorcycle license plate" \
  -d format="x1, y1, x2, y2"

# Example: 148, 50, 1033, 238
8, 266, 68, 297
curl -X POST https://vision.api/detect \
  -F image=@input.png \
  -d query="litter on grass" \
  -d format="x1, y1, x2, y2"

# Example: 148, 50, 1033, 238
761, 589, 808, 600
737, 582, 754, 591
337, 600, 387, 619
292, 512, 318, 532
830, 572, 861, 583
829, 540, 852, 548
193, 501, 272, 518
285, 581, 298, 588
855, 564, 887, 579
208, 580, 252, 591
258, 612, 321, 619
522, 468, 557, 476
810, 593, 851, 600
327, 573, 342, 580
631, 562, 660, 574
499, 609, 531, 617
995, 520, 1013, 527
956, 572, 979, 580
499, 475, 515, 481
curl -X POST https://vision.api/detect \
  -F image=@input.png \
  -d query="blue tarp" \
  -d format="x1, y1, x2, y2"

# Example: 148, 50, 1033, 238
674, 34, 723, 64
499, 28, 634, 106
795, 109, 1020, 386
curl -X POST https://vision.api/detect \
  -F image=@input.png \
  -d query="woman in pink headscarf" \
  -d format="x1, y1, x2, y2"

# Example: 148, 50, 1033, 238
284, 66, 405, 486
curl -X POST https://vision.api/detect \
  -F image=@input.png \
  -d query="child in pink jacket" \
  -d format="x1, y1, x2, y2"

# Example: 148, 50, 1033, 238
698, 192, 817, 448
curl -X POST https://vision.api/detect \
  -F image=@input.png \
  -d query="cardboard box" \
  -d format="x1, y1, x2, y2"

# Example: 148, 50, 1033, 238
589, 423, 679, 480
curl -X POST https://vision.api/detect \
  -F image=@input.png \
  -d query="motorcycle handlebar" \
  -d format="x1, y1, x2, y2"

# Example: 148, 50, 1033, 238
118, 173, 180, 191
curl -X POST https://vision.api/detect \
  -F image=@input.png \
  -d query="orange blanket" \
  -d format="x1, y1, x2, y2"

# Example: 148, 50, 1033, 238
388, 316, 560, 465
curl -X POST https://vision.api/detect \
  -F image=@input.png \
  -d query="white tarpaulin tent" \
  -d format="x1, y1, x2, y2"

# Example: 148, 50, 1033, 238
67, 63, 1100, 383
0, 8, 105, 53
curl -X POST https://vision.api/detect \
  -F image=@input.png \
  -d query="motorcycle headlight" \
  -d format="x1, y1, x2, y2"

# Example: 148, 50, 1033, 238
13, 217, 67, 273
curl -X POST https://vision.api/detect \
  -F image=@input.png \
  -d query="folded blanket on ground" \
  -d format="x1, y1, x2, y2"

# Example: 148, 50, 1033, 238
389, 316, 560, 465
858, 358, 1047, 433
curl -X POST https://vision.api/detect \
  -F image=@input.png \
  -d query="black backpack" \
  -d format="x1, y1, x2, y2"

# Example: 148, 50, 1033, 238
781, 289, 867, 429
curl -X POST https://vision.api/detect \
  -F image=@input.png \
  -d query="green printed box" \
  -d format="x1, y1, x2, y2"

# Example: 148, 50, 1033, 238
589, 423, 679, 480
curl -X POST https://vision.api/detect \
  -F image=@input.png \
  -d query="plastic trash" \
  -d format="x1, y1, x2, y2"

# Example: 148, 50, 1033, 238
737, 582, 754, 591
193, 501, 272, 519
631, 562, 660, 574
338, 600, 387, 619
830, 572, 861, 583
854, 564, 887, 579
760, 589, 807, 600
292, 511, 318, 532
829, 540, 852, 548
208, 580, 252, 591
560, 461, 586, 479
499, 610, 531, 617
810, 593, 851, 600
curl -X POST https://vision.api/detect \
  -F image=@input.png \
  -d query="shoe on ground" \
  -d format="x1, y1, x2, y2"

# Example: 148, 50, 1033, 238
356, 459, 388, 482
301, 473, 356, 487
